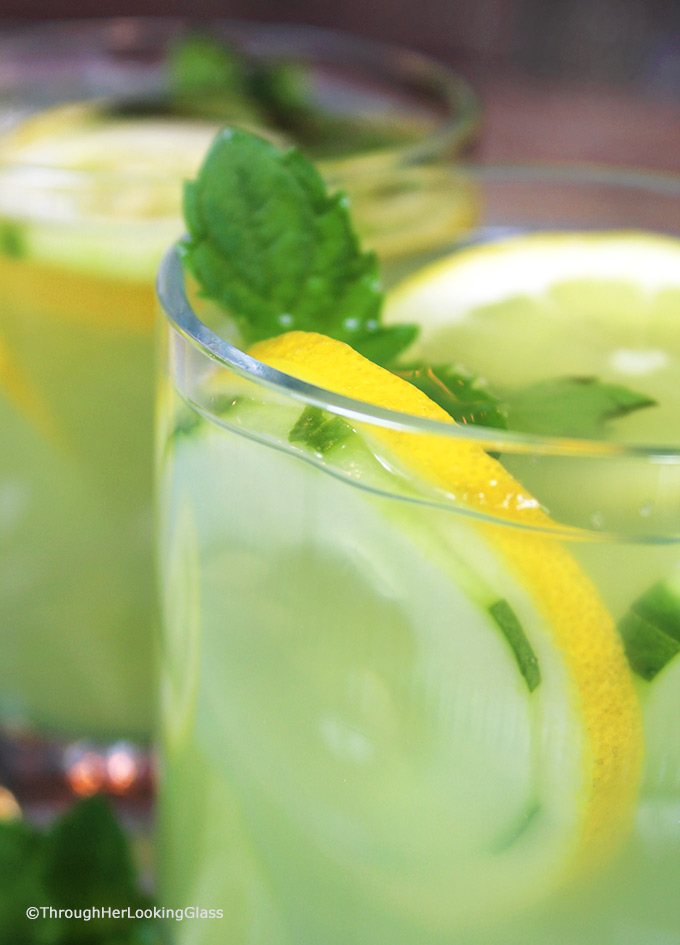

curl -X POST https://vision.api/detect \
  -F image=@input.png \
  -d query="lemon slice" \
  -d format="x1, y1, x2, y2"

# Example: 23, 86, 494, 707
226, 330, 642, 929
385, 231, 680, 446
0, 103, 220, 280
0, 102, 219, 179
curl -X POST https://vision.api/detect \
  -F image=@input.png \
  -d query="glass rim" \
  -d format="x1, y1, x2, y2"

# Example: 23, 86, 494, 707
157, 160, 680, 462
0, 17, 480, 184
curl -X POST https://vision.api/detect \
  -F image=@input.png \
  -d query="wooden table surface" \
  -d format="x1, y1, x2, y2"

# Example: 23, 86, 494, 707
473, 71, 680, 172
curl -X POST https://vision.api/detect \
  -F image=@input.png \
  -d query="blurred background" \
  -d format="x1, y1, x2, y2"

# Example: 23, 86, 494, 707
1, 0, 679, 170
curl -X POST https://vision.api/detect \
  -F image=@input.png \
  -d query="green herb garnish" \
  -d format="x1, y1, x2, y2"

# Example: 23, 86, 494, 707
170, 34, 400, 155
393, 363, 508, 430
289, 406, 354, 455
170, 35, 248, 106
505, 376, 657, 438
0, 795, 160, 944
181, 128, 417, 364
618, 575, 680, 680
182, 129, 655, 440
389, 364, 655, 438
488, 599, 541, 692
169, 34, 307, 130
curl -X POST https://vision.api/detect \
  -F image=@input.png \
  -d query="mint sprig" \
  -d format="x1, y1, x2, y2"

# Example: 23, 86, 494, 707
169, 34, 307, 128
169, 35, 399, 156
183, 129, 655, 439
181, 129, 417, 364
0, 796, 160, 944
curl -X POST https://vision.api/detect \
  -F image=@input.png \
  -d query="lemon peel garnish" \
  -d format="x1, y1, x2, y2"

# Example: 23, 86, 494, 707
250, 329, 643, 879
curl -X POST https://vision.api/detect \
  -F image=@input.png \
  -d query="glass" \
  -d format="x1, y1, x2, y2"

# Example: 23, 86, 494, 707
156, 165, 680, 944
0, 19, 478, 793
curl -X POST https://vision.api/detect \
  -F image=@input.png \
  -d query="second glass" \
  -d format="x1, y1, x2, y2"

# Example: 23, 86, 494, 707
0, 19, 477, 757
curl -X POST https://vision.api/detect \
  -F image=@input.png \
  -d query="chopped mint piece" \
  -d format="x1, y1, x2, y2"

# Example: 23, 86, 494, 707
506, 376, 656, 438
211, 392, 243, 416
172, 410, 202, 440
630, 579, 680, 643
0, 222, 25, 259
619, 611, 680, 681
491, 801, 542, 853
181, 128, 417, 363
289, 405, 354, 455
618, 577, 680, 680
393, 363, 508, 429
489, 599, 541, 692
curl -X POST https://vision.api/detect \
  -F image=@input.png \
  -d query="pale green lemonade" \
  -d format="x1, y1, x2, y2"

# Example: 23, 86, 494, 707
157, 153, 680, 944
0, 108, 216, 736
0, 33, 474, 740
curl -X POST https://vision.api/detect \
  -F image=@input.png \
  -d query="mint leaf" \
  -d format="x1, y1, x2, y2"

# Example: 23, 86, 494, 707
506, 376, 656, 438
43, 795, 142, 910
168, 34, 263, 124
170, 35, 245, 101
0, 820, 50, 945
619, 577, 680, 680
488, 599, 541, 692
393, 363, 508, 429
0, 796, 158, 944
388, 366, 652, 438
181, 128, 417, 362
169, 34, 393, 157
170, 34, 304, 127
245, 59, 311, 125
289, 406, 354, 455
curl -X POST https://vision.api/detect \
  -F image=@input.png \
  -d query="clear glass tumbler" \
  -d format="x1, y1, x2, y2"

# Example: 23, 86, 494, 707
0, 18, 478, 800
156, 165, 680, 945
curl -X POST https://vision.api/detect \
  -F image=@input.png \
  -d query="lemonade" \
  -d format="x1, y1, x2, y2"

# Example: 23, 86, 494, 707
0, 25, 476, 741
157, 142, 680, 944
0, 110, 213, 737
